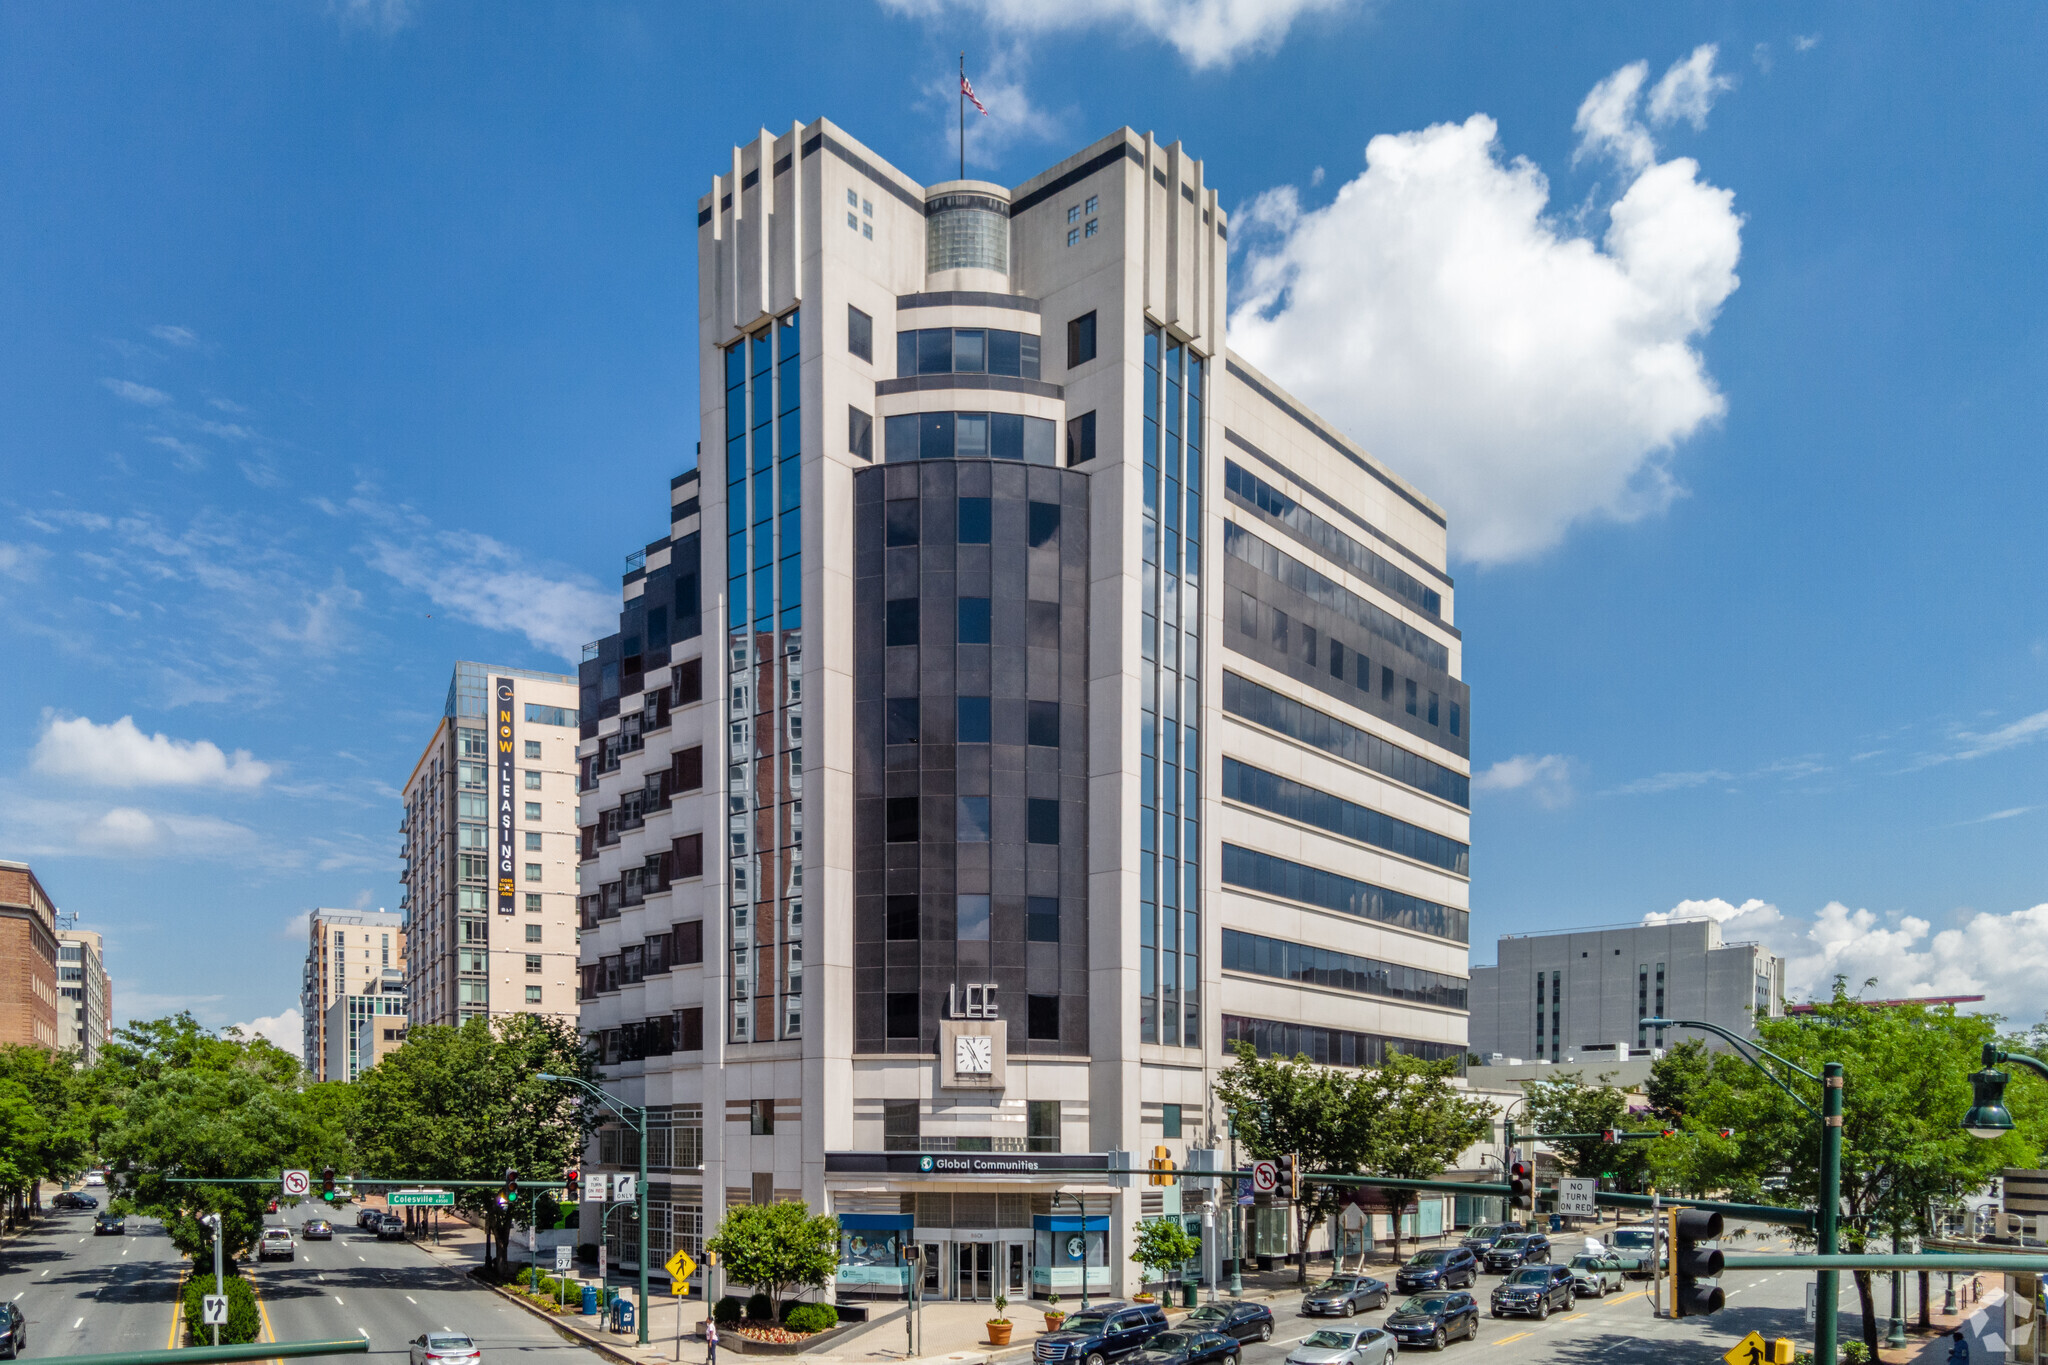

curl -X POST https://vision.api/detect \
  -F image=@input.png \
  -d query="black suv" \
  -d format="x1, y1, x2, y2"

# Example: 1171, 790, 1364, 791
1490, 1265, 1574, 1320
1034, 1302, 1170, 1365
1481, 1233, 1550, 1274
1396, 1248, 1478, 1293
1180, 1301, 1275, 1344
1458, 1223, 1523, 1256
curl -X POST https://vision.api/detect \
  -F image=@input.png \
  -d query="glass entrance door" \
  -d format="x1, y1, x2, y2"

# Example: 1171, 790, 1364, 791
956, 1242, 993, 1301
1005, 1242, 1026, 1295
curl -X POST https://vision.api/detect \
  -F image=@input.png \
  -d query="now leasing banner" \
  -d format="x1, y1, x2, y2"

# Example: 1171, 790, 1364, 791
496, 676, 517, 914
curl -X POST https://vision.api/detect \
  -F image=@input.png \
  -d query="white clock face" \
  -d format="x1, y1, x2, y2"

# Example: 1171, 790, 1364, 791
955, 1034, 993, 1075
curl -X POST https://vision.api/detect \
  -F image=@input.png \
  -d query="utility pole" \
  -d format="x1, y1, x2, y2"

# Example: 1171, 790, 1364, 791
201, 1213, 225, 1347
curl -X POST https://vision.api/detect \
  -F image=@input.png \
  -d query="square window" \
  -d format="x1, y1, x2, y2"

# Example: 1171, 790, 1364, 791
1068, 205, 1080, 224
525, 802, 541, 820
1027, 700, 1059, 748
957, 597, 992, 644
1027, 896, 1059, 943
957, 496, 991, 543
1162, 1102, 1182, 1138
1027, 994, 1059, 1041
525, 831, 542, 851
524, 740, 542, 759
886, 697, 920, 745
1067, 228, 1079, 247
525, 893, 542, 913
885, 797, 920, 843
885, 598, 920, 647
1067, 311, 1098, 367
886, 992, 920, 1039
1084, 218, 1098, 238
848, 211, 859, 230
886, 894, 919, 940
862, 198, 873, 216
1028, 500, 1060, 547
1085, 195, 1098, 214
862, 222, 872, 240
957, 894, 991, 941
957, 695, 991, 744
849, 406, 874, 461
525, 770, 542, 790
525, 985, 543, 1004
847, 187, 859, 206
525, 953, 543, 974
885, 498, 919, 546
957, 796, 992, 842
525, 923, 543, 942
1027, 798, 1059, 845
848, 306, 873, 363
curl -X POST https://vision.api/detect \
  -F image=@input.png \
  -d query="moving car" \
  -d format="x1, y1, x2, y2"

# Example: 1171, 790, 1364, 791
258, 1227, 296, 1261
1032, 1301, 1170, 1365
302, 1219, 334, 1240
1383, 1293, 1479, 1351
1490, 1265, 1575, 1320
94, 1211, 126, 1235
1285, 1327, 1396, 1365
376, 1216, 407, 1241
1180, 1300, 1276, 1344
1480, 1233, 1550, 1274
1567, 1254, 1625, 1298
0, 1301, 27, 1358
1302, 1274, 1391, 1317
409, 1334, 481, 1365
359, 1208, 387, 1230
53, 1191, 93, 1210
1457, 1224, 1523, 1256
83, 1171, 106, 1187
1126, 1329, 1240, 1365
1395, 1249, 1478, 1294
1606, 1226, 1659, 1277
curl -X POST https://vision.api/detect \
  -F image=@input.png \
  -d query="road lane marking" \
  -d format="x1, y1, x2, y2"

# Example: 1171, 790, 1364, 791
358, 1328, 371, 1339
74, 1316, 84, 1329
1494, 1332, 1531, 1345
406, 1296, 418, 1304
335, 1297, 345, 1305
39, 1269, 49, 1277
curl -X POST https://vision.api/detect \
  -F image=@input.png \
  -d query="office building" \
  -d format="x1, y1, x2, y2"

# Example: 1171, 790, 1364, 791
1468, 918, 1785, 1065
300, 907, 406, 1080
0, 861, 61, 1051
324, 982, 408, 1082
571, 120, 1472, 1301
400, 662, 582, 1028
56, 928, 112, 1061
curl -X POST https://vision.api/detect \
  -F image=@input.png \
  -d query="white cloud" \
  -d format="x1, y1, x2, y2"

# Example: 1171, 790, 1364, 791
920, 49, 1063, 170
334, 0, 414, 35
880, 0, 1352, 68
71, 805, 259, 856
1473, 753, 1574, 809
363, 529, 613, 662
147, 433, 208, 472
222, 1007, 302, 1053
1230, 51, 1742, 564
148, 324, 200, 348
1945, 709, 2048, 763
0, 542, 50, 581
33, 713, 273, 789
1647, 44, 1735, 132
102, 378, 171, 406
1793, 33, 1821, 52
1608, 767, 1733, 796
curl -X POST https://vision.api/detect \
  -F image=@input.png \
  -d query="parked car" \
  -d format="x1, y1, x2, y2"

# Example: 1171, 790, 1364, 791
1302, 1274, 1391, 1317
1127, 1329, 1239, 1365
1032, 1301, 1170, 1365
359, 1208, 387, 1230
1490, 1265, 1575, 1320
1567, 1254, 1625, 1298
258, 1227, 296, 1261
409, 1334, 481, 1365
1481, 1233, 1550, 1274
302, 1219, 334, 1240
1606, 1226, 1659, 1277
1180, 1301, 1276, 1344
94, 1211, 126, 1235
1396, 1249, 1478, 1293
1457, 1224, 1524, 1256
0, 1300, 27, 1358
1383, 1293, 1479, 1351
53, 1192, 92, 1211
376, 1216, 407, 1241
1285, 1327, 1396, 1365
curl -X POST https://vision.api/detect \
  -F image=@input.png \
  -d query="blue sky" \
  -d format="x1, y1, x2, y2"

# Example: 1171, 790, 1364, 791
3, 2, 2045, 1042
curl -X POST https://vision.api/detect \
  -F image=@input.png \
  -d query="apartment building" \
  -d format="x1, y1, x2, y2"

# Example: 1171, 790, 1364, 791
299, 907, 406, 1080
571, 120, 1472, 1303
400, 662, 582, 1029
0, 861, 61, 1051
56, 928, 112, 1061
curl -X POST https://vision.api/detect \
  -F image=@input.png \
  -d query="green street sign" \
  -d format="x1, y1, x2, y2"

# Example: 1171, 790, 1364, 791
388, 1189, 455, 1207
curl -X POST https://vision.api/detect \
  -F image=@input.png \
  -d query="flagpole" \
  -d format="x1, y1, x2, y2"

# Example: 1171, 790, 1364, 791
958, 52, 965, 180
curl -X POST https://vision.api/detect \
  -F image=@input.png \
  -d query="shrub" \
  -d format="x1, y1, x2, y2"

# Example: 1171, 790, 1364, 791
784, 1303, 839, 1334
714, 1295, 746, 1324
746, 1291, 773, 1321
183, 1272, 261, 1346
1841, 1344, 1872, 1365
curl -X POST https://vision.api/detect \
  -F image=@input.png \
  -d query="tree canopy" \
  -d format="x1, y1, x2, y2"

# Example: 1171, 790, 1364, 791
707, 1201, 840, 1311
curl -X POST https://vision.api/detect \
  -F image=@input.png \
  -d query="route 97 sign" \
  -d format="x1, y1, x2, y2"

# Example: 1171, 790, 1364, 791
1250, 1160, 1279, 1194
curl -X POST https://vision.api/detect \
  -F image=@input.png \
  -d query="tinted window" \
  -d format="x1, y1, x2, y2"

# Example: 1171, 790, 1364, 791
1069, 311, 1098, 367
885, 598, 919, 646
885, 797, 919, 842
1027, 798, 1060, 844
1027, 896, 1060, 942
1027, 993, 1059, 1039
958, 597, 992, 644
886, 697, 919, 744
1028, 701, 1060, 747
886, 894, 918, 939
1029, 500, 1061, 546
954, 329, 986, 373
848, 305, 873, 362
885, 499, 919, 545
989, 329, 1021, 376
886, 991, 918, 1037
917, 328, 952, 375
959, 496, 992, 543
958, 695, 991, 743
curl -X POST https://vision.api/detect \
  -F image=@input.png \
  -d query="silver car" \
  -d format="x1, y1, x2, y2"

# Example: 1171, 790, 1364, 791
1285, 1327, 1396, 1365
1567, 1255, 1625, 1298
1606, 1227, 1658, 1278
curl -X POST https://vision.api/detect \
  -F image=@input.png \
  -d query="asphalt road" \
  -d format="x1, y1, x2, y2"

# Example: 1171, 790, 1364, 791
0, 1202, 184, 1358
250, 1204, 610, 1363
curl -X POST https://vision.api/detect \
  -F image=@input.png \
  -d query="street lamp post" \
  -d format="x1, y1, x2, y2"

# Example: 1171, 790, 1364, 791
539, 1072, 649, 1346
1642, 1018, 1843, 1365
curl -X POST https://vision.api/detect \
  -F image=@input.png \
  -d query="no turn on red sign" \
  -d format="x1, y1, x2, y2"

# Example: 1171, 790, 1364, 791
1250, 1160, 1279, 1194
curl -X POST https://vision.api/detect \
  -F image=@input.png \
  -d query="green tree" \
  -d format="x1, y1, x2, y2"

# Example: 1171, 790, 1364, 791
1518, 1070, 1653, 1191
349, 1013, 593, 1274
1354, 1053, 1495, 1255
1645, 1038, 1713, 1124
1130, 1217, 1200, 1293
1215, 1041, 1358, 1283
706, 1200, 841, 1315
1646, 983, 2034, 1361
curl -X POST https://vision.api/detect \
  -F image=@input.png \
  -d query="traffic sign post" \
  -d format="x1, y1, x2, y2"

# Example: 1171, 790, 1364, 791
281, 1169, 310, 1198
613, 1174, 637, 1203
389, 1189, 455, 1207
1557, 1179, 1597, 1219
202, 1295, 228, 1327
667, 1250, 697, 1361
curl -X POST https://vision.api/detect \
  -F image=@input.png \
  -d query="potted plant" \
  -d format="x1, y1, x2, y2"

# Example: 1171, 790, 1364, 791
1043, 1289, 1066, 1333
987, 1292, 1012, 1346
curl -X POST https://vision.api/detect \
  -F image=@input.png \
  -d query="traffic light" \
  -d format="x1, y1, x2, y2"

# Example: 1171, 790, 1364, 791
1716, 1128, 1735, 1140
320, 1167, 337, 1201
565, 1168, 581, 1202
1670, 1208, 1725, 1317
1148, 1146, 1177, 1187
1289, 1154, 1301, 1203
1508, 1160, 1532, 1212
498, 1167, 520, 1210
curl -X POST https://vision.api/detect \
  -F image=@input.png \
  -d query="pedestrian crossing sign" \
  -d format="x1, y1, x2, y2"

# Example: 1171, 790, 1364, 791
1724, 1332, 1795, 1365
666, 1248, 696, 1297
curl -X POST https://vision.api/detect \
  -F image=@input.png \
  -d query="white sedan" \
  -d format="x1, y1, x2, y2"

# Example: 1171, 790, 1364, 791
1285, 1327, 1397, 1365
411, 1333, 481, 1364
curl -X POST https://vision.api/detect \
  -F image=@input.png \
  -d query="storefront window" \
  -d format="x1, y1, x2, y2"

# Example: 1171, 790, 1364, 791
837, 1225, 910, 1288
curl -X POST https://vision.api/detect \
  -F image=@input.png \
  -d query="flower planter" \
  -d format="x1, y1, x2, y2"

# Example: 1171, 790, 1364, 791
987, 1322, 1013, 1346
1044, 1314, 1067, 1333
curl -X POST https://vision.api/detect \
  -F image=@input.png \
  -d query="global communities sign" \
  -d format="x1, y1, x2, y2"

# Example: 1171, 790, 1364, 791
826, 1152, 1111, 1176
496, 677, 517, 914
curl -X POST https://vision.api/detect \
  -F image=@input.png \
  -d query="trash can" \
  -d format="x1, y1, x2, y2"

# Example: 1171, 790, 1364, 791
1182, 1283, 1199, 1308
1549, 1215, 1562, 1233
580, 1284, 599, 1315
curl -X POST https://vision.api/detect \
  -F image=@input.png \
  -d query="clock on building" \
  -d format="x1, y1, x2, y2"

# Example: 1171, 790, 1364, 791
955, 1033, 993, 1075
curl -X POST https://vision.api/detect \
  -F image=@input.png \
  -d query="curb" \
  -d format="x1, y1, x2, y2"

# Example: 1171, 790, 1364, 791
482, 1275, 647, 1365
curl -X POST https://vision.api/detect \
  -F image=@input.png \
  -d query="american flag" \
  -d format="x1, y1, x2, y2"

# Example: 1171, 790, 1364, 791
960, 74, 988, 116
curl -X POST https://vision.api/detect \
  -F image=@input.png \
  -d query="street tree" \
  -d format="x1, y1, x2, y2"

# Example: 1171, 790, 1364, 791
1354, 1053, 1494, 1256
706, 1200, 840, 1315
1215, 1041, 1359, 1283
350, 1013, 594, 1274
1518, 1070, 1653, 1191
1644, 1038, 1713, 1124
1131, 1216, 1201, 1294
1646, 982, 2035, 1362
